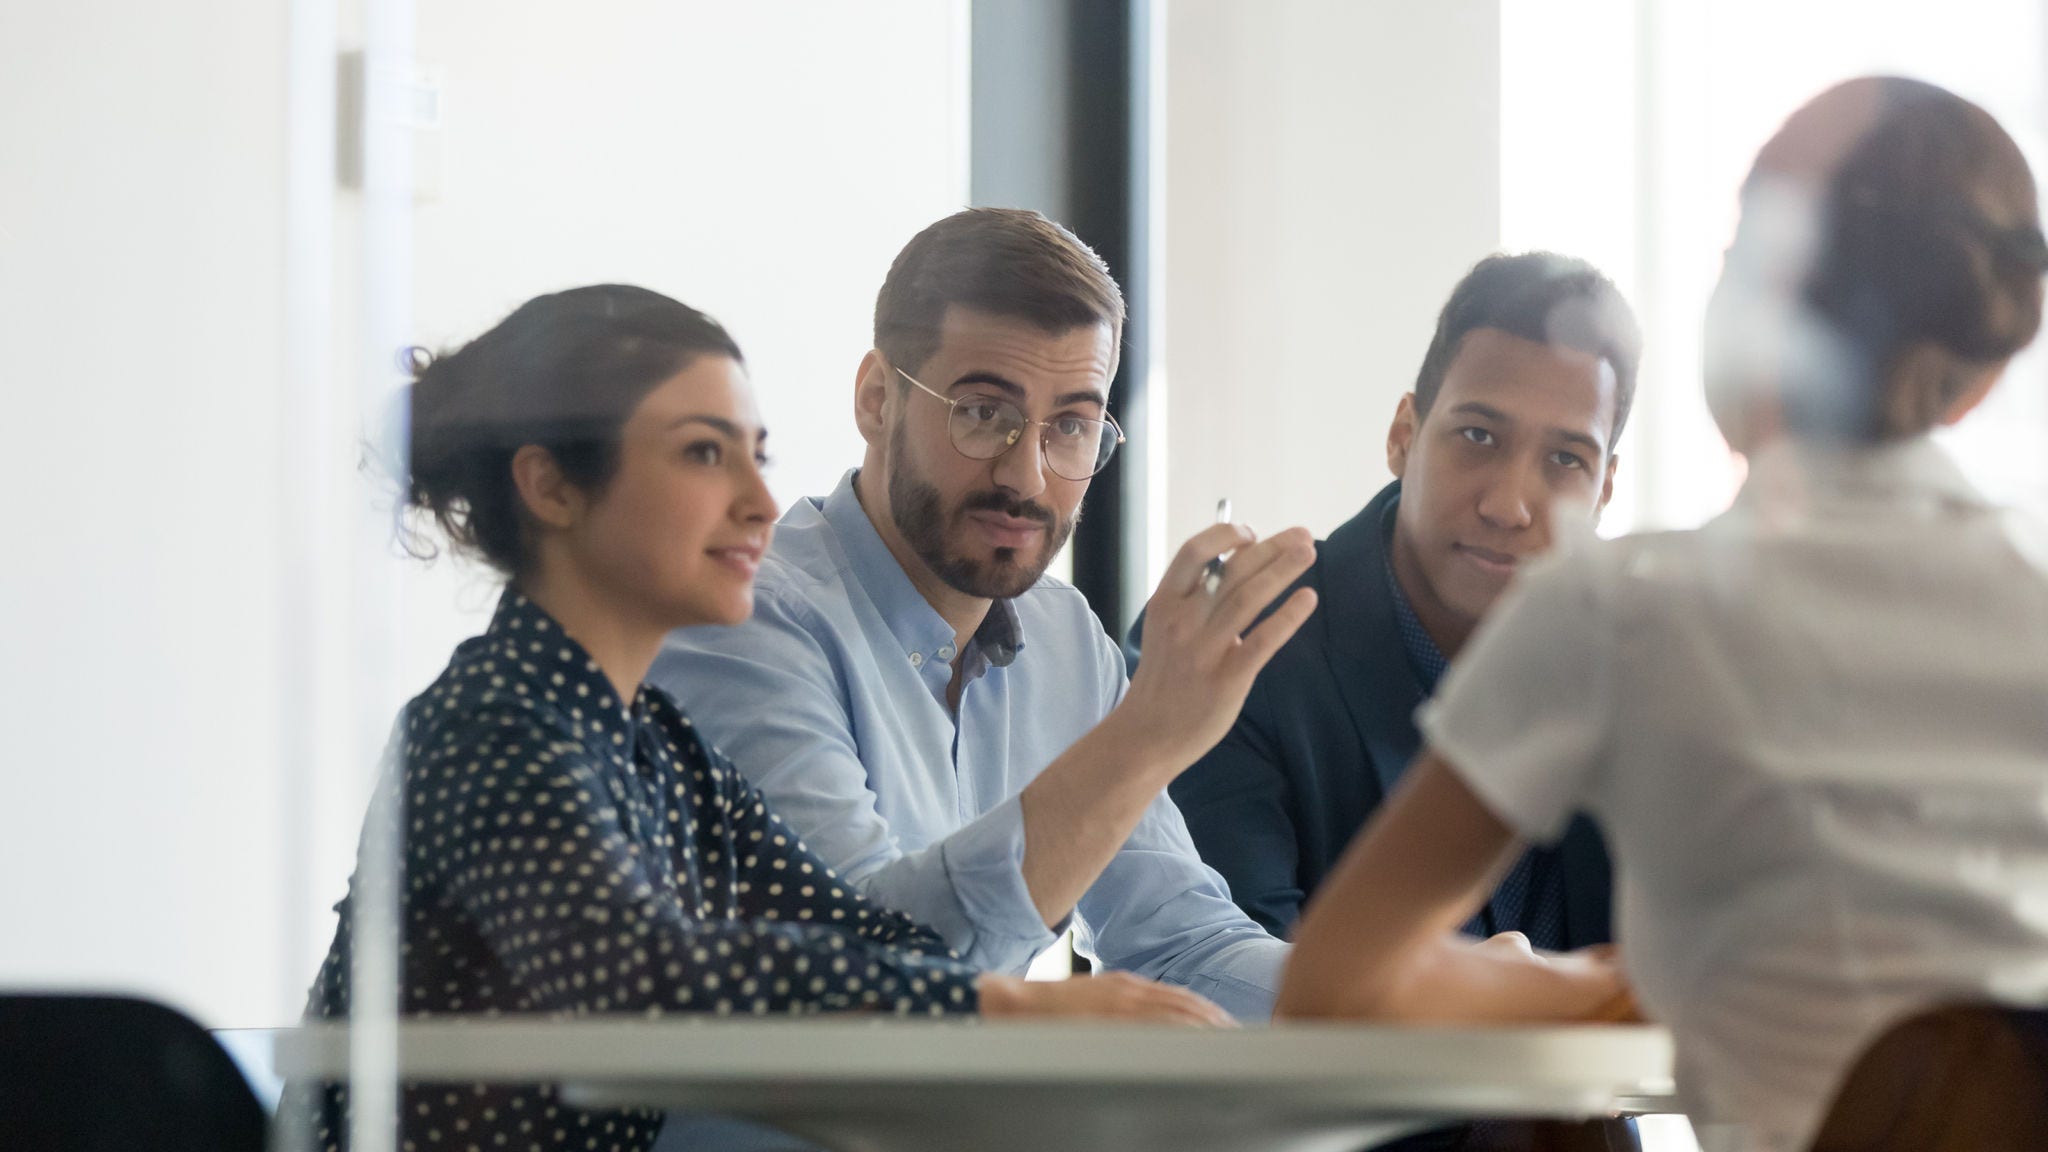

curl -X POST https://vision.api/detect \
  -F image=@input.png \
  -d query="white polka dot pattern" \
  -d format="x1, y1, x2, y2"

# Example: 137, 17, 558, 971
288, 592, 979, 1152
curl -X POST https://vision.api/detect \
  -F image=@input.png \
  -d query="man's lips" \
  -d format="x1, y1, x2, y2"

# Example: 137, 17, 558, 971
967, 510, 1048, 549
1454, 543, 1522, 575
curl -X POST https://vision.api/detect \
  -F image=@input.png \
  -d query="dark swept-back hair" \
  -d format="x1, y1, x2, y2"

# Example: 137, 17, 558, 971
1749, 76, 2047, 441
1412, 252, 1644, 447
405, 284, 744, 577
874, 207, 1125, 376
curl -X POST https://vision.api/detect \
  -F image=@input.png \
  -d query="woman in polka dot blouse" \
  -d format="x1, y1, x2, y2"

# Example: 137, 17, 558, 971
290, 286, 1225, 1152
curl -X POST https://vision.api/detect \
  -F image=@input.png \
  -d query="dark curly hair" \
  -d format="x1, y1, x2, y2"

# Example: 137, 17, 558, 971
404, 284, 744, 576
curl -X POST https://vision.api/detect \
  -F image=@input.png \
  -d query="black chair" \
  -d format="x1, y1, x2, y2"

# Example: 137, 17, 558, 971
0, 993, 268, 1152
1810, 1002, 2048, 1152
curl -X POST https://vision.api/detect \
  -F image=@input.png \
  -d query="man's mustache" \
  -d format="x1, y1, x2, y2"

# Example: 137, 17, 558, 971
958, 490, 1057, 526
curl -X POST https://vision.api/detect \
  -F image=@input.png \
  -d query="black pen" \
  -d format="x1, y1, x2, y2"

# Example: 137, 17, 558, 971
1202, 498, 1232, 596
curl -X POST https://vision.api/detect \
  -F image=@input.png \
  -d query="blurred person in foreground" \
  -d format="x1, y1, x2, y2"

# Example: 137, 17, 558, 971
1279, 76, 2048, 1152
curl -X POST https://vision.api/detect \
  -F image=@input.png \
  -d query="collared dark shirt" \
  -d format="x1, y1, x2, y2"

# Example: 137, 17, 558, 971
293, 591, 978, 1152
1153, 481, 1609, 955
1380, 507, 1567, 949
1384, 550, 1451, 691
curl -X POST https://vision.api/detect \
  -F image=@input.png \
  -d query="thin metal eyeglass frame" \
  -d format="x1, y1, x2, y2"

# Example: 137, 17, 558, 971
894, 366, 1126, 480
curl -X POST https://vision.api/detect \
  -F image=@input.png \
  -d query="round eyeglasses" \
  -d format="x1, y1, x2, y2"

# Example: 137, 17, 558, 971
896, 367, 1125, 481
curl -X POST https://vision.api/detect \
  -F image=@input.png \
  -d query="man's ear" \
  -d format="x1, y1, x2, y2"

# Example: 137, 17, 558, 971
1387, 393, 1421, 478
510, 444, 581, 532
1597, 451, 1619, 516
854, 349, 894, 447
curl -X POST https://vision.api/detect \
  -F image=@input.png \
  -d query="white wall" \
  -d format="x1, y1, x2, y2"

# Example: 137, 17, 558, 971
1161, 0, 1503, 548
0, 0, 296, 1029
1499, 0, 2048, 536
364, 0, 971, 700
0, 0, 969, 1028
406, 1, 971, 513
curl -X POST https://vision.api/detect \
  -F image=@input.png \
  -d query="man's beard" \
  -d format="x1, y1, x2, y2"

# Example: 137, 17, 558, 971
888, 455, 1077, 600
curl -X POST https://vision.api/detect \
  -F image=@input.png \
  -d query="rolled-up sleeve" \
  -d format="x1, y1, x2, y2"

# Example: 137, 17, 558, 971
650, 589, 1058, 973
1075, 792, 1291, 1020
1073, 630, 1291, 1021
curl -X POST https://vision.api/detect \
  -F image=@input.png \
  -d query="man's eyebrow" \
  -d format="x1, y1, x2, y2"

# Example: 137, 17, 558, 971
1447, 401, 1512, 424
951, 373, 1107, 410
1550, 427, 1606, 456
1447, 401, 1605, 455
949, 372, 1026, 399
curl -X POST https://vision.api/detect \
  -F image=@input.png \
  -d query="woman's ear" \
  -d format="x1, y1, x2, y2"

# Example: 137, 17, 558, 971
510, 444, 582, 531
1934, 357, 2006, 428
1887, 342, 2007, 435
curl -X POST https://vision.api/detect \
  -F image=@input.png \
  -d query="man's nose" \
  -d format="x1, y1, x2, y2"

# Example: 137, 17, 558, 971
1476, 461, 1539, 530
989, 426, 1049, 501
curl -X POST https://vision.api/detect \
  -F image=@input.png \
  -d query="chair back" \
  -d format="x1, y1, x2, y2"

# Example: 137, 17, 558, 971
1810, 1002, 2048, 1152
0, 994, 268, 1152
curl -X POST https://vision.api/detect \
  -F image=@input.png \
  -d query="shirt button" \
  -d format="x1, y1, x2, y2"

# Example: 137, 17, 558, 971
909, 651, 924, 668
936, 645, 956, 661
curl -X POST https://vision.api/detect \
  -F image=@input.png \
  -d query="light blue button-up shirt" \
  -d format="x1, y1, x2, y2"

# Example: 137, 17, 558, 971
649, 470, 1289, 1019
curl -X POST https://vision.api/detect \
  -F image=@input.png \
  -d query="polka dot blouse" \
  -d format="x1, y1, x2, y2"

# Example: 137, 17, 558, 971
290, 591, 980, 1152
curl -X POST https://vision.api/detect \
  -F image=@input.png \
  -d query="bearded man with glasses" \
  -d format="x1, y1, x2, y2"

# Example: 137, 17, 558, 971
651, 207, 1317, 1023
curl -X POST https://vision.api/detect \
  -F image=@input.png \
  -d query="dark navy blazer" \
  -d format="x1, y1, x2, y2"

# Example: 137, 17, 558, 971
1130, 480, 1613, 946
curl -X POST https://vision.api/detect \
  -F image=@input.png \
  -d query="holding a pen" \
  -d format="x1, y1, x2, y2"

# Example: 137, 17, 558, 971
1202, 499, 1233, 596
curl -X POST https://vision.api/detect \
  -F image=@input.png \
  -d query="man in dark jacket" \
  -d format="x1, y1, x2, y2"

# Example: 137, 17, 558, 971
1133, 251, 1642, 954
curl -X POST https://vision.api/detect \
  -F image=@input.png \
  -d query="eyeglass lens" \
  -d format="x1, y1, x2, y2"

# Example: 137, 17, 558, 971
947, 397, 1116, 479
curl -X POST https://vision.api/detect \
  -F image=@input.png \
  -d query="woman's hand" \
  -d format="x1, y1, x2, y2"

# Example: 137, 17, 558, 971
1548, 944, 1643, 1022
977, 972, 1237, 1027
1280, 756, 1636, 1025
1469, 934, 1639, 1023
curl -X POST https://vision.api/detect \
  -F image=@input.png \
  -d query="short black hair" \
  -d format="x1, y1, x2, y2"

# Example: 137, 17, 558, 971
1412, 252, 1643, 445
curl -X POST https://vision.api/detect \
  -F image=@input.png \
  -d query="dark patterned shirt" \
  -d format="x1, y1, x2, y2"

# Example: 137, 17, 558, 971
291, 591, 979, 1152
1381, 505, 1566, 951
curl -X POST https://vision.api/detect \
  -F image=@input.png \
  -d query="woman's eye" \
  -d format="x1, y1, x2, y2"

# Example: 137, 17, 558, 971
683, 441, 724, 466
1458, 427, 1496, 446
754, 451, 773, 468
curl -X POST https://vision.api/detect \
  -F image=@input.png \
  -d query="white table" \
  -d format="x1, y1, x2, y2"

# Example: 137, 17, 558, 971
273, 1019, 1675, 1152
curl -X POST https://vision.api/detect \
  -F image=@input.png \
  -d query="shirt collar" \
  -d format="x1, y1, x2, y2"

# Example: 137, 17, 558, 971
484, 588, 646, 730
1379, 495, 1450, 692
1738, 435, 1989, 514
818, 469, 1027, 672
972, 597, 1023, 670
